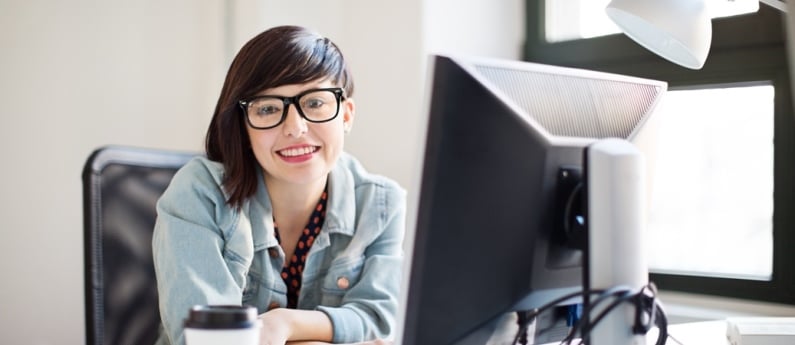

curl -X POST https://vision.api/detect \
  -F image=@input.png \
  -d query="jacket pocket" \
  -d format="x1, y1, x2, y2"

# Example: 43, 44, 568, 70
320, 255, 365, 306
243, 274, 288, 310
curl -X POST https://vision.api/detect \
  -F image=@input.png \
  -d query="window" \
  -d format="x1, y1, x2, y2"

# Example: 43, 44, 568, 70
525, 0, 795, 304
649, 84, 774, 281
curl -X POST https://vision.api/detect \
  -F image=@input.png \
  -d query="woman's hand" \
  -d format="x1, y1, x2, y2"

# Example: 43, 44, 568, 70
258, 309, 291, 345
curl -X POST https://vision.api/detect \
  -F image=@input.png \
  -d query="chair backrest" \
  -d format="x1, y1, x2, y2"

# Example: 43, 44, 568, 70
82, 145, 199, 345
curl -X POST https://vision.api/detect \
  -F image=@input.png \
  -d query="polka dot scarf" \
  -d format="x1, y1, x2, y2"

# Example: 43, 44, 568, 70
273, 187, 328, 308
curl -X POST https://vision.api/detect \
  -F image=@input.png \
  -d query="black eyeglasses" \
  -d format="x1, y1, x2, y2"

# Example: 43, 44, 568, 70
238, 87, 346, 130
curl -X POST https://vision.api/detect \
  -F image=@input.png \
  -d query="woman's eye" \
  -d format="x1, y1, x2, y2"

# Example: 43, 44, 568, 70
256, 105, 281, 115
304, 98, 325, 109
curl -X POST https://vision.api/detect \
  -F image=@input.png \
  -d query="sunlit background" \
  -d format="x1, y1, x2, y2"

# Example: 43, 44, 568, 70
545, 0, 775, 281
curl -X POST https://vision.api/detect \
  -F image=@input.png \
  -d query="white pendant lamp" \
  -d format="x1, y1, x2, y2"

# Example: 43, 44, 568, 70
606, 0, 713, 69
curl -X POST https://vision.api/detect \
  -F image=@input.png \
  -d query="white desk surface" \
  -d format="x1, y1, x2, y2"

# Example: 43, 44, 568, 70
655, 320, 729, 344
537, 320, 729, 345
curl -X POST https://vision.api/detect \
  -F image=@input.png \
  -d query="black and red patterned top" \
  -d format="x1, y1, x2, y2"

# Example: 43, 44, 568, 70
273, 187, 328, 308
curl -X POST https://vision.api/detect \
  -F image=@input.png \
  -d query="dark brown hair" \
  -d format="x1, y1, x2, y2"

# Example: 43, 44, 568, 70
205, 25, 354, 208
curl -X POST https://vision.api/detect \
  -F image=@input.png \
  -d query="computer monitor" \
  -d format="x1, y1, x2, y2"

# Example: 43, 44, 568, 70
398, 55, 667, 345
788, 1, 795, 104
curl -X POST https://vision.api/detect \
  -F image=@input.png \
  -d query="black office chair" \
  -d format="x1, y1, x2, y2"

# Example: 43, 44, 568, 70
82, 145, 199, 345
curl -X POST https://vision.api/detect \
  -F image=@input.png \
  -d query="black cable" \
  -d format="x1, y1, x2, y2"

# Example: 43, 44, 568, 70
511, 289, 605, 344
513, 310, 532, 345
512, 282, 668, 345
580, 293, 638, 344
577, 283, 668, 345
563, 288, 636, 344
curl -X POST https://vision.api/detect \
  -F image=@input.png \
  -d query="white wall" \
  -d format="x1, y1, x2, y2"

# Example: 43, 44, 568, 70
0, 0, 524, 343
0, 1, 227, 344
424, 0, 526, 60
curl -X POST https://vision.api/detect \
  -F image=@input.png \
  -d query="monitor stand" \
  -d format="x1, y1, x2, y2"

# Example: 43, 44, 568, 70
586, 138, 649, 345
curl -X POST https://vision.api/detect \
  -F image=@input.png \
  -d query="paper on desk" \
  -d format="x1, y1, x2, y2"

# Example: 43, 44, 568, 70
726, 317, 795, 345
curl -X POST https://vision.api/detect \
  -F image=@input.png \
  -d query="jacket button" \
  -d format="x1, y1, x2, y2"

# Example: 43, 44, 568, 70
337, 277, 350, 289
268, 302, 280, 310
268, 248, 279, 258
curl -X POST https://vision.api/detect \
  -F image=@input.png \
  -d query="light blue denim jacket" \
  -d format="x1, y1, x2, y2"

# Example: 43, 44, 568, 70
152, 152, 406, 345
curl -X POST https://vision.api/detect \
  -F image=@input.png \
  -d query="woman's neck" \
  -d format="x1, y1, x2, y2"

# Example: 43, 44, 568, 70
265, 175, 328, 234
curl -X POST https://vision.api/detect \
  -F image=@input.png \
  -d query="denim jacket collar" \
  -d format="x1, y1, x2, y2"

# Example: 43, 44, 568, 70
325, 160, 357, 236
248, 159, 357, 251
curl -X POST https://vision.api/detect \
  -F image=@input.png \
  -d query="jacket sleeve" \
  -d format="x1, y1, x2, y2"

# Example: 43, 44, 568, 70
152, 159, 251, 345
317, 183, 407, 343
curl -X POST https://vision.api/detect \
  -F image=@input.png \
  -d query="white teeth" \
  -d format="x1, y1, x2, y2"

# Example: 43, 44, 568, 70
280, 146, 316, 157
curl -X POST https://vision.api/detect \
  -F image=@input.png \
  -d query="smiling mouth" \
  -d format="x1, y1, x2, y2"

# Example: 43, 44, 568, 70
278, 146, 319, 157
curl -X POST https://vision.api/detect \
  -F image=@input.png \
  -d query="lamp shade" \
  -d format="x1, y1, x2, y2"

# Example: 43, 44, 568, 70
606, 0, 712, 69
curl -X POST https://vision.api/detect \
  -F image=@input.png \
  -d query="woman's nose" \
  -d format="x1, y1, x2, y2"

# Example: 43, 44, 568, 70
281, 104, 308, 137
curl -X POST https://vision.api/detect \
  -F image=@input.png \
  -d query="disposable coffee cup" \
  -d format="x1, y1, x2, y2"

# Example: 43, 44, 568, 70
184, 305, 260, 345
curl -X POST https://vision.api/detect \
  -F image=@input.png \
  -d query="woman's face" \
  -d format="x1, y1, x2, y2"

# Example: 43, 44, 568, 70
246, 79, 355, 189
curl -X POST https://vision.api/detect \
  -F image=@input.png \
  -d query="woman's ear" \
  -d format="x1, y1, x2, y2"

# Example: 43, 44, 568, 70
342, 97, 355, 133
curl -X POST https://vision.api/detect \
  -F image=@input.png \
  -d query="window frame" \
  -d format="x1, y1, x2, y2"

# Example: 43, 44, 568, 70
524, 0, 795, 305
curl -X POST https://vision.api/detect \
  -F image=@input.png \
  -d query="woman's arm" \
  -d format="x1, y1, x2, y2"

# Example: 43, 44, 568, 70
256, 293, 398, 345
286, 340, 392, 345
153, 160, 250, 345
259, 309, 333, 344
315, 184, 407, 343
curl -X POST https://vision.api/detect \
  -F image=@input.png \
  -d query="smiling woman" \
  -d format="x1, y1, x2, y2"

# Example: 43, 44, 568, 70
151, 25, 406, 345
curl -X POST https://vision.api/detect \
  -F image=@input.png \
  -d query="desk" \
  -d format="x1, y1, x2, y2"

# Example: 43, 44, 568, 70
655, 320, 728, 344
535, 320, 729, 345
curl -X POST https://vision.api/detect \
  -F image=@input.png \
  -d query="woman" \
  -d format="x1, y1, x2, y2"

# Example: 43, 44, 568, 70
152, 25, 405, 345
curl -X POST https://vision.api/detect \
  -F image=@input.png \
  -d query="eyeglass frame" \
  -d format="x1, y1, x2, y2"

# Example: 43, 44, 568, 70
238, 87, 347, 130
